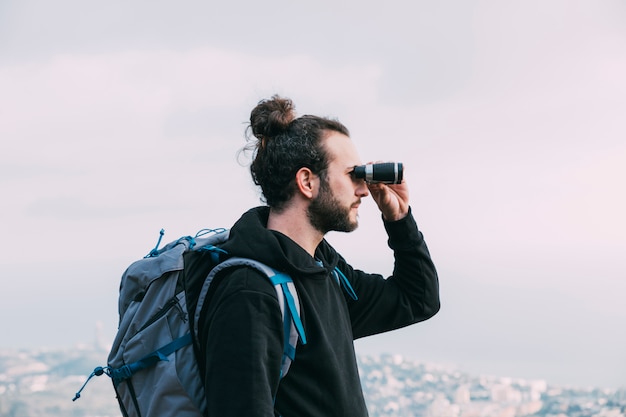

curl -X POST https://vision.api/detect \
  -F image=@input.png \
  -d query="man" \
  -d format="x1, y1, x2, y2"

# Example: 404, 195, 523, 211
187, 96, 440, 416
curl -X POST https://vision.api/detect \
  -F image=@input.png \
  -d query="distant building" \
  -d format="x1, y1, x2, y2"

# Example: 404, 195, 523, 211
454, 385, 471, 404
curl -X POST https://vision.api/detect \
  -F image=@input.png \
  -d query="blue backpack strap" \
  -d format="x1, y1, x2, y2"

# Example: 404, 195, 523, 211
267, 272, 307, 377
72, 333, 195, 401
109, 333, 193, 387
193, 257, 306, 379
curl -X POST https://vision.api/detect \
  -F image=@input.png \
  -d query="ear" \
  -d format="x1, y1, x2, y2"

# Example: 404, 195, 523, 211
294, 167, 318, 199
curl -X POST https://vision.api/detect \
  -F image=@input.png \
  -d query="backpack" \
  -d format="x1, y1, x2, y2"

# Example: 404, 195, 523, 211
73, 228, 307, 417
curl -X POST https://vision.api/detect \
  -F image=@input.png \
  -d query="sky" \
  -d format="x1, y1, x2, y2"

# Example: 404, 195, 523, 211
1, 0, 625, 390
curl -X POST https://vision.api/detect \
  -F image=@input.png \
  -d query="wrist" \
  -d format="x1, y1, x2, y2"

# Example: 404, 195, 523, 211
382, 207, 410, 223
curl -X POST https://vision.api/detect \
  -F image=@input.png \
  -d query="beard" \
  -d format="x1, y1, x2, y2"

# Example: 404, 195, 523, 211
307, 183, 359, 234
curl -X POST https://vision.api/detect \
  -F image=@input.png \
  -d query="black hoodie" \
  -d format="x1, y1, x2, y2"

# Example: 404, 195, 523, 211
185, 206, 440, 417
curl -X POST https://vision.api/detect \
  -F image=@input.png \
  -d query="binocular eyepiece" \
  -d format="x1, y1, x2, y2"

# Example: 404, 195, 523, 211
352, 162, 403, 184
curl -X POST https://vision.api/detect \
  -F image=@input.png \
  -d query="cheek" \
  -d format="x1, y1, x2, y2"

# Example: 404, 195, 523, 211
334, 179, 354, 195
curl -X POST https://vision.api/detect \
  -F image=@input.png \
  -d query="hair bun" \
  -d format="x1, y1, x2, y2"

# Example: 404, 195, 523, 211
249, 95, 296, 143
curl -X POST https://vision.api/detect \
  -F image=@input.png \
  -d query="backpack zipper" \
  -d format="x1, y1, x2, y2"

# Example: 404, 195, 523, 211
138, 296, 184, 333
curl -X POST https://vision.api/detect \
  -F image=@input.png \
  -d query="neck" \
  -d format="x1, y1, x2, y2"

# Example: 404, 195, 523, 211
267, 205, 323, 257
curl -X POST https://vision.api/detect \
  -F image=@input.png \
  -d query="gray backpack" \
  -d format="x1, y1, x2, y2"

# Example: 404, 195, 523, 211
73, 228, 307, 417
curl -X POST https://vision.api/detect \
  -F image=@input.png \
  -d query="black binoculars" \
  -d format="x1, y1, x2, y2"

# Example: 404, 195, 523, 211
352, 162, 403, 184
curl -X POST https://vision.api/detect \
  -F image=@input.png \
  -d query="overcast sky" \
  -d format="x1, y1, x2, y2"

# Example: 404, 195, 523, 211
1, 0, 625, 389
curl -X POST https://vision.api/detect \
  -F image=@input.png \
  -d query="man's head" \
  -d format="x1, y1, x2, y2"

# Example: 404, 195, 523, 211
246, 95, 369, 233
247, 96, 347, 208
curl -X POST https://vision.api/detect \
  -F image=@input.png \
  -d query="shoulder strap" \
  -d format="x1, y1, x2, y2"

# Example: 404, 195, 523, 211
193, 257, 306, 378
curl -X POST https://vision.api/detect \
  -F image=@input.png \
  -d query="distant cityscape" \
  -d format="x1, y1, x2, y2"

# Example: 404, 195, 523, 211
1, 342, 624, 417
358, 355, 625, 417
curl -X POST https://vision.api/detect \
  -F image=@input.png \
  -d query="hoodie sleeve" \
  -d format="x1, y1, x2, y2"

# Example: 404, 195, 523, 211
197, 267, 284, 417
341, 208, 440, 339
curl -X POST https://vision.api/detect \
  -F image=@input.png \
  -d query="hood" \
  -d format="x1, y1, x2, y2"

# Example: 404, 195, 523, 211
220, 206, 340, 278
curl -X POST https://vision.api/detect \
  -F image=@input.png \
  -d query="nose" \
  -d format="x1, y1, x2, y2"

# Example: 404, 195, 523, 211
356, 180, 369, 198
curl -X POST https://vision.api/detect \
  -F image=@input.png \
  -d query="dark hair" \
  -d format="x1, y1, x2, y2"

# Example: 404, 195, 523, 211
245, 95, 350, 210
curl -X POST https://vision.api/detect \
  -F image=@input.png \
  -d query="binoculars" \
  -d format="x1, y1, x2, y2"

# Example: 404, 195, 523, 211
352, 162, 403, 184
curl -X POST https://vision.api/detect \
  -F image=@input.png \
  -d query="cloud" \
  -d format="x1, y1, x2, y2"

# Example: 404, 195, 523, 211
0, 47, 383, 264
1, 0, 625, 388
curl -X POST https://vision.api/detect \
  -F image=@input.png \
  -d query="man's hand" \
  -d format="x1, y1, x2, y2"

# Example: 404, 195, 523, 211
368, 180, 410, 222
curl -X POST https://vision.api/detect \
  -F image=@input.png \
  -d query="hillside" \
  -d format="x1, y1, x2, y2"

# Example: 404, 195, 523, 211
1, 346, 624, 417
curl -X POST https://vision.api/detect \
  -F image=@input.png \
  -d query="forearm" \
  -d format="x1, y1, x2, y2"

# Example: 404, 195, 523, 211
347, 208, 440, 338
384, 209, 440, 320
